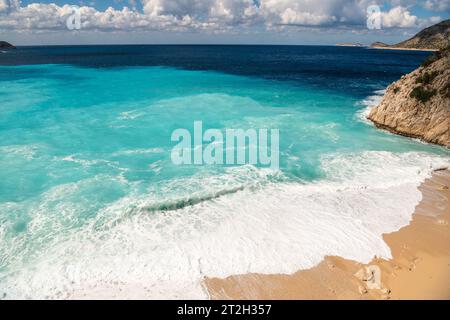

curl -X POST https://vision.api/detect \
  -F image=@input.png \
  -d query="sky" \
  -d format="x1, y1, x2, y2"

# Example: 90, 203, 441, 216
0, 0, 449, 45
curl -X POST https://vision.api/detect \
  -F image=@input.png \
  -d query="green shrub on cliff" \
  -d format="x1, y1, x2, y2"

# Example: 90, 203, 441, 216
416, 71, 439, 84
410, 86, 437, 103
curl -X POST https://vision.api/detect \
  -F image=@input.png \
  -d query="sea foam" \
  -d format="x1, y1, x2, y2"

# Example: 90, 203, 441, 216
0, 151, 448, 299
355, 89, 386, 124
0, 63, 448, 300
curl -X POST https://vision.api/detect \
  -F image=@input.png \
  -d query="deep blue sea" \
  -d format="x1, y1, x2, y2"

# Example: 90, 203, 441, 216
0, 45, 449, 299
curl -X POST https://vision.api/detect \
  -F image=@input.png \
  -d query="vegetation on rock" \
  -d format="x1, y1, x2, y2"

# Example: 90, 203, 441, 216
410, 87, 437, 103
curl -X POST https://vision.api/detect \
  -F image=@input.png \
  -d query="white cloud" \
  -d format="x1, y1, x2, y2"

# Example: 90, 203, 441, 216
0, 4, 179, 31
279, 8, 335, 26
0, 0, 435, 33
423, 0, 450, 13
141, 0, 259, 25
0, 0, 19, 12
379, 6, 419, 28
428, 15, 443, 24
259, 0, 396, 28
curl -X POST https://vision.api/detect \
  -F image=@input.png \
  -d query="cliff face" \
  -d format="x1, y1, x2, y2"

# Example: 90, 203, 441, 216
394, 19, 449, 50
368, 48, 450, 148
371, 19, 449, 50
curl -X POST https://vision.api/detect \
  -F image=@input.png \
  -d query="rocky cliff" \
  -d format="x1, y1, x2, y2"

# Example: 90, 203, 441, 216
395, 19, 449, 50
371, 19, 449, 50
368, 47, 450, 148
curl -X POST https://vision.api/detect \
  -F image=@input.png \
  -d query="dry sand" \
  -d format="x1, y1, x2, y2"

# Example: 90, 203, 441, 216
204, 170, 450, 300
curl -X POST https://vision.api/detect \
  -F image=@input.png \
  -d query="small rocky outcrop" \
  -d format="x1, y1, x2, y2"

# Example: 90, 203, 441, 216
368, 47, 450, 148
336, 43, 363, 47
370, 42, 390, 48
0, 41, 15, 49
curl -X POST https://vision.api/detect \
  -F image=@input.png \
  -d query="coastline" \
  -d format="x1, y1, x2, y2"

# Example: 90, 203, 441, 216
369, 46, 438, 52
204, 169, 450, 300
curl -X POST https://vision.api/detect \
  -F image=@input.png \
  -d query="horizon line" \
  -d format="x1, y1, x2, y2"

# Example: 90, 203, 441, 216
12, 43, 372, 47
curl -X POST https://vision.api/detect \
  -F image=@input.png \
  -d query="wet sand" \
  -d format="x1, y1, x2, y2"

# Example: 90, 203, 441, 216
204, 170, 450, 300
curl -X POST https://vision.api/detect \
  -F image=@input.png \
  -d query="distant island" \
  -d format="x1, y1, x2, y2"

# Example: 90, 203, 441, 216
370, 19, 449, 51
335, 43, 364, 47
0, 41, 16, 49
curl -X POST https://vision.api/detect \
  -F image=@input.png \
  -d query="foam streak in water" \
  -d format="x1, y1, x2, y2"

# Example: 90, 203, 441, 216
0, 152, 448, 299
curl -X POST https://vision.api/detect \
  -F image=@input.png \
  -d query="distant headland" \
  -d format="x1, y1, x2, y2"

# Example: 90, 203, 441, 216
370, 19, 449, 52
0, 41, 16, 49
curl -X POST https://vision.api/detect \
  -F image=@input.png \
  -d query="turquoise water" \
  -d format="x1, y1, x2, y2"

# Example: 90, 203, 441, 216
0, 48, 449, 299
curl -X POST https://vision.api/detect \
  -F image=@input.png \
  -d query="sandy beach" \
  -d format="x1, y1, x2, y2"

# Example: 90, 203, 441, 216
205, 170, 450, 300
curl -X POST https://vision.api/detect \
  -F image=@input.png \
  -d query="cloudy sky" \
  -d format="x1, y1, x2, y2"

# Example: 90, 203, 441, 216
1, 0, 449, 45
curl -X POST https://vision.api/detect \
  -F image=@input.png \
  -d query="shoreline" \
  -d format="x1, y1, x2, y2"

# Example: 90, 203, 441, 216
369, 46, 438, 52
204, 170, 450, 300
370, 121, 450, 149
